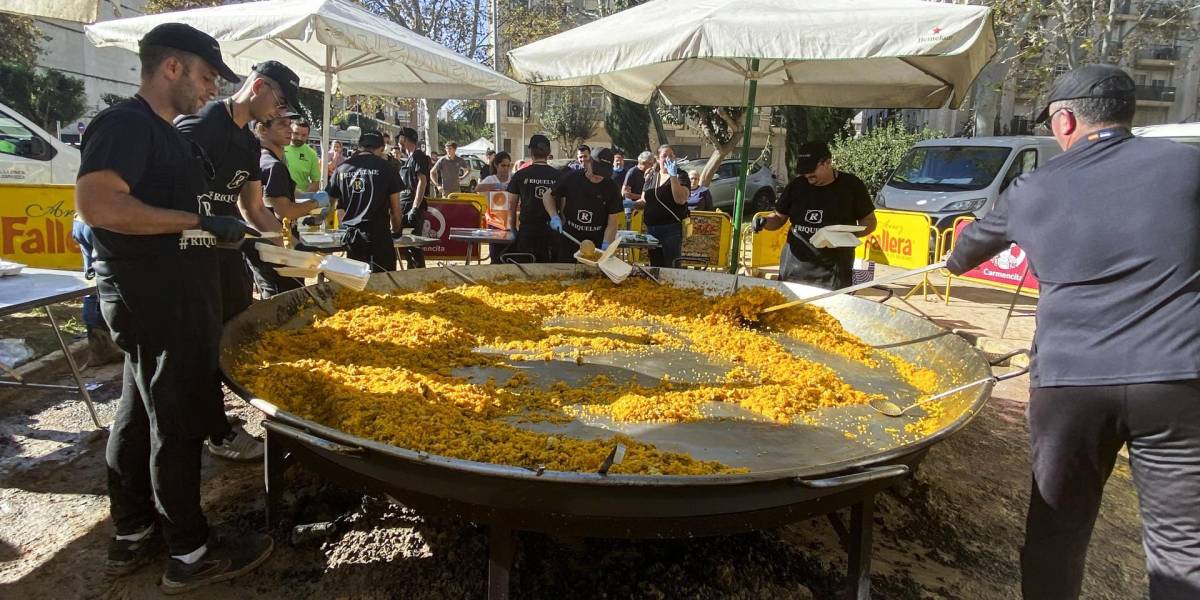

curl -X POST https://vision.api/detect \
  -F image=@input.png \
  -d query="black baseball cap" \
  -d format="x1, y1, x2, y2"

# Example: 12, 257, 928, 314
1035, 64, 1136, 123
795, 141, 832, 174
252, 60, 302, 117
139, 23, 239, 83
528, 134, 551, 152
398, 127, 419, 143
591, 147, 615, 177
359, 131, 385, 149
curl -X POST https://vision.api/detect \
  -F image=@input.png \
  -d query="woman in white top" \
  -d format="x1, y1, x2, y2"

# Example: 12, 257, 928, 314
474, 151, 512, 192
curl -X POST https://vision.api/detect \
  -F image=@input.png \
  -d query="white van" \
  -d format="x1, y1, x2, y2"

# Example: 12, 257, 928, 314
876, 136, 1061, 229
0, 101, 80, 185
1132, 122, 1200, 148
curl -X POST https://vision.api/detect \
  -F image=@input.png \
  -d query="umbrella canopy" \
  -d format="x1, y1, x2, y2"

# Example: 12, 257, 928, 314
86, 0, 525, 183
508, 0, 994, 109
0, 0, 105, 23
86, 0, 524, 101
507, 0, 995, 271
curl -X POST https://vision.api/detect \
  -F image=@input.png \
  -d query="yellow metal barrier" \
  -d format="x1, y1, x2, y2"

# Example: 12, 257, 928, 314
749, 211, 787, 273
0, 184, 82, 270
854, 209, 941, 300
680, 210, 732, 269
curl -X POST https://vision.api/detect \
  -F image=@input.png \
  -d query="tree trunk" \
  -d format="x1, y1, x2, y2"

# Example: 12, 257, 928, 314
425, 98, 448, 151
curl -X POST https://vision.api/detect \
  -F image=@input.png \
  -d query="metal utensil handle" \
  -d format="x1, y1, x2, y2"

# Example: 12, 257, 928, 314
760, 261, 947, 315
796, 464, 910, 488
558, 228, 582, 246
439, 263, 477, 285
263, 420, 364, 455
910, 376, 996, 409
990, 348, 1031, 381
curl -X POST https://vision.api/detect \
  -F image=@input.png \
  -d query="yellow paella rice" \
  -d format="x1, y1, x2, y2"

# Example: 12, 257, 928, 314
236, 279, 940, 475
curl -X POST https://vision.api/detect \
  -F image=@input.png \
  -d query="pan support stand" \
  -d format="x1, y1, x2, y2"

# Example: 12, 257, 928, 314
901, 272, 946, 303
825, 495, 876, 600
488, 525, 515, 600
264, 428, 296, 528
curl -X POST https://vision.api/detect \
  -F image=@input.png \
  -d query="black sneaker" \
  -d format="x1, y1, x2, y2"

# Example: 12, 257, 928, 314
107, 525, 162, 576
159, 530, 273, 595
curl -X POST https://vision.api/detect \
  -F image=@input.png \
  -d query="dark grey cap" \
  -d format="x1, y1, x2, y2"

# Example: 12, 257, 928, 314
591, 147, 614, 177
359, 131, 385, 149
139, 22, 239, 83
251, 60, 302, 116
1036, 64, 1135, 123
398, 127, 419, 143
528, 134, 551, 152
795, 141, 832, 174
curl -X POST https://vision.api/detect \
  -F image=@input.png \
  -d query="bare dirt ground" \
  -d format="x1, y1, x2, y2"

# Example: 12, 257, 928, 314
0, 278, 1147, 599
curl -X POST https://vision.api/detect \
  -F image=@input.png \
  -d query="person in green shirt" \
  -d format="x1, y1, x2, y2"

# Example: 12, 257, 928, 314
283, 120, 321, 193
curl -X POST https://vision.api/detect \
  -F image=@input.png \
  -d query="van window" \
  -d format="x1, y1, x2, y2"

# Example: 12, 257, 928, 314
1000, 149, 1038, 191
889, 146, 1012, 191
0, 109, 36, 157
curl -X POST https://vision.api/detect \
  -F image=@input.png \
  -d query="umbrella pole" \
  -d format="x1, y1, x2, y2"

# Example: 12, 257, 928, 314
727, 58, 760, 274
320, 45, 333, 189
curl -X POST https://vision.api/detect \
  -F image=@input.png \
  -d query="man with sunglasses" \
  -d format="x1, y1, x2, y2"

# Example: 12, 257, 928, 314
948, 64, 1200, 600
175, 60, 303, 462
74, 23, 273, 593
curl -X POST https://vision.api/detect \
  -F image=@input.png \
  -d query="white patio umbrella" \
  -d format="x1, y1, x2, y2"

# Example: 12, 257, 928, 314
0, 0, 112, 23
86, 0, 525, 182
508, 0, 996, 271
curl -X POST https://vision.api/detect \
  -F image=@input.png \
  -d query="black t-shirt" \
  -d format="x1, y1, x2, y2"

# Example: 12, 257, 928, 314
399, 148, 432, 203
260, 147, 295, 219
623, 168, 646, 199
642, 170, 692, 226
174, 101, 261, 220
507, 162, 560, 228
776, 171, 874, 268
78, 95, 211, 260
326, 152, 404, 229
550, 170, 622, 243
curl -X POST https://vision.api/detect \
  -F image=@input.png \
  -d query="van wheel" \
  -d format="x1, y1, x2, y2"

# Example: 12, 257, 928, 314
751, 190, 774, 213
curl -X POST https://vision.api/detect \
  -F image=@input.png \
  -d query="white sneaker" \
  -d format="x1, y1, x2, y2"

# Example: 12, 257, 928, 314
205, 423, 264, 462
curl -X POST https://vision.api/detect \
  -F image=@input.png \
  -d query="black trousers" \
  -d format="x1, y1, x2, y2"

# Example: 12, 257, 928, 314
399, 201, 426, 269
511, 224, 555, 263
345, 224, 396, 273
96, 253, 225, 555
1023, 380, 1200, 600
243, 241, 302, 298
217, 247, 253, 322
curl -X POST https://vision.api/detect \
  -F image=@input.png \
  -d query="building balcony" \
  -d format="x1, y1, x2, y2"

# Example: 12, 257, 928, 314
1117, 0, 1180, 20
1137, 45, 1183, 68
1135, 84, 1176, 106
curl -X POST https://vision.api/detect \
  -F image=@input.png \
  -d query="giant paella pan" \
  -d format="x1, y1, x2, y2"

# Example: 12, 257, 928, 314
219, 264, 1022, 599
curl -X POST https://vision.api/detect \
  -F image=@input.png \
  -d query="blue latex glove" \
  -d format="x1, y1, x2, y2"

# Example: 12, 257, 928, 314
622, 198, 636, 210
550, 215, 563, 232
664, 159, 678, 177
312, 191, 330, 208
600, 240, 610, 251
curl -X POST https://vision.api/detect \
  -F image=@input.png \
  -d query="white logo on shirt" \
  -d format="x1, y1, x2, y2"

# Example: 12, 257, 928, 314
804, 210, 823, 224
226, 170, 249, 190
577, 209, 593, 224
534, 185, 550, 199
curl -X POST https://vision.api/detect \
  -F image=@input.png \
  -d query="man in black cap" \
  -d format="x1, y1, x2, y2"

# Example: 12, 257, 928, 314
326, 131, 405, 271
543, 146, 622, 260
948, 63, 1200, 600
73, 22, 273, 593
395, 127, 431, 268
252, 114, 320, 295
507, 134, 561, 262
753, 141, 876, 289
175, 59, 304, 462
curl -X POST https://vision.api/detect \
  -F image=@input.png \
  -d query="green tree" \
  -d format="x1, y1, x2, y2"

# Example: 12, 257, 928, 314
658, 105, 745, 186
0, 14, 44, 70
540, 90, 600, 155
779, 106, 854, 179
0, 64, 87, 130
143, 0, 226, 12
829, 121, 942, 198
604, 94, 650, 155
101, 93, 130, 107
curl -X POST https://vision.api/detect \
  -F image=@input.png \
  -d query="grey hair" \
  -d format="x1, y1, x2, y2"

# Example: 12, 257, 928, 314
638, 151, 654, 163
1055, 97, 1135, 127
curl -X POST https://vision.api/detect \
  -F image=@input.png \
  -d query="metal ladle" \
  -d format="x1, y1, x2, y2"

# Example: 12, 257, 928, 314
870, 349, 1031, 417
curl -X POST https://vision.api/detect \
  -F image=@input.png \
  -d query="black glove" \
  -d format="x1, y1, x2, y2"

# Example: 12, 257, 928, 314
752, 215, 767, 233
199, 215, 249, 244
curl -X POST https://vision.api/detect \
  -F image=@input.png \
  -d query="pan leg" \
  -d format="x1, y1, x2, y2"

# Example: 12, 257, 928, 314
845, 495, 876, 600
487, 525, 514, 600
265, 429, 287, 528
